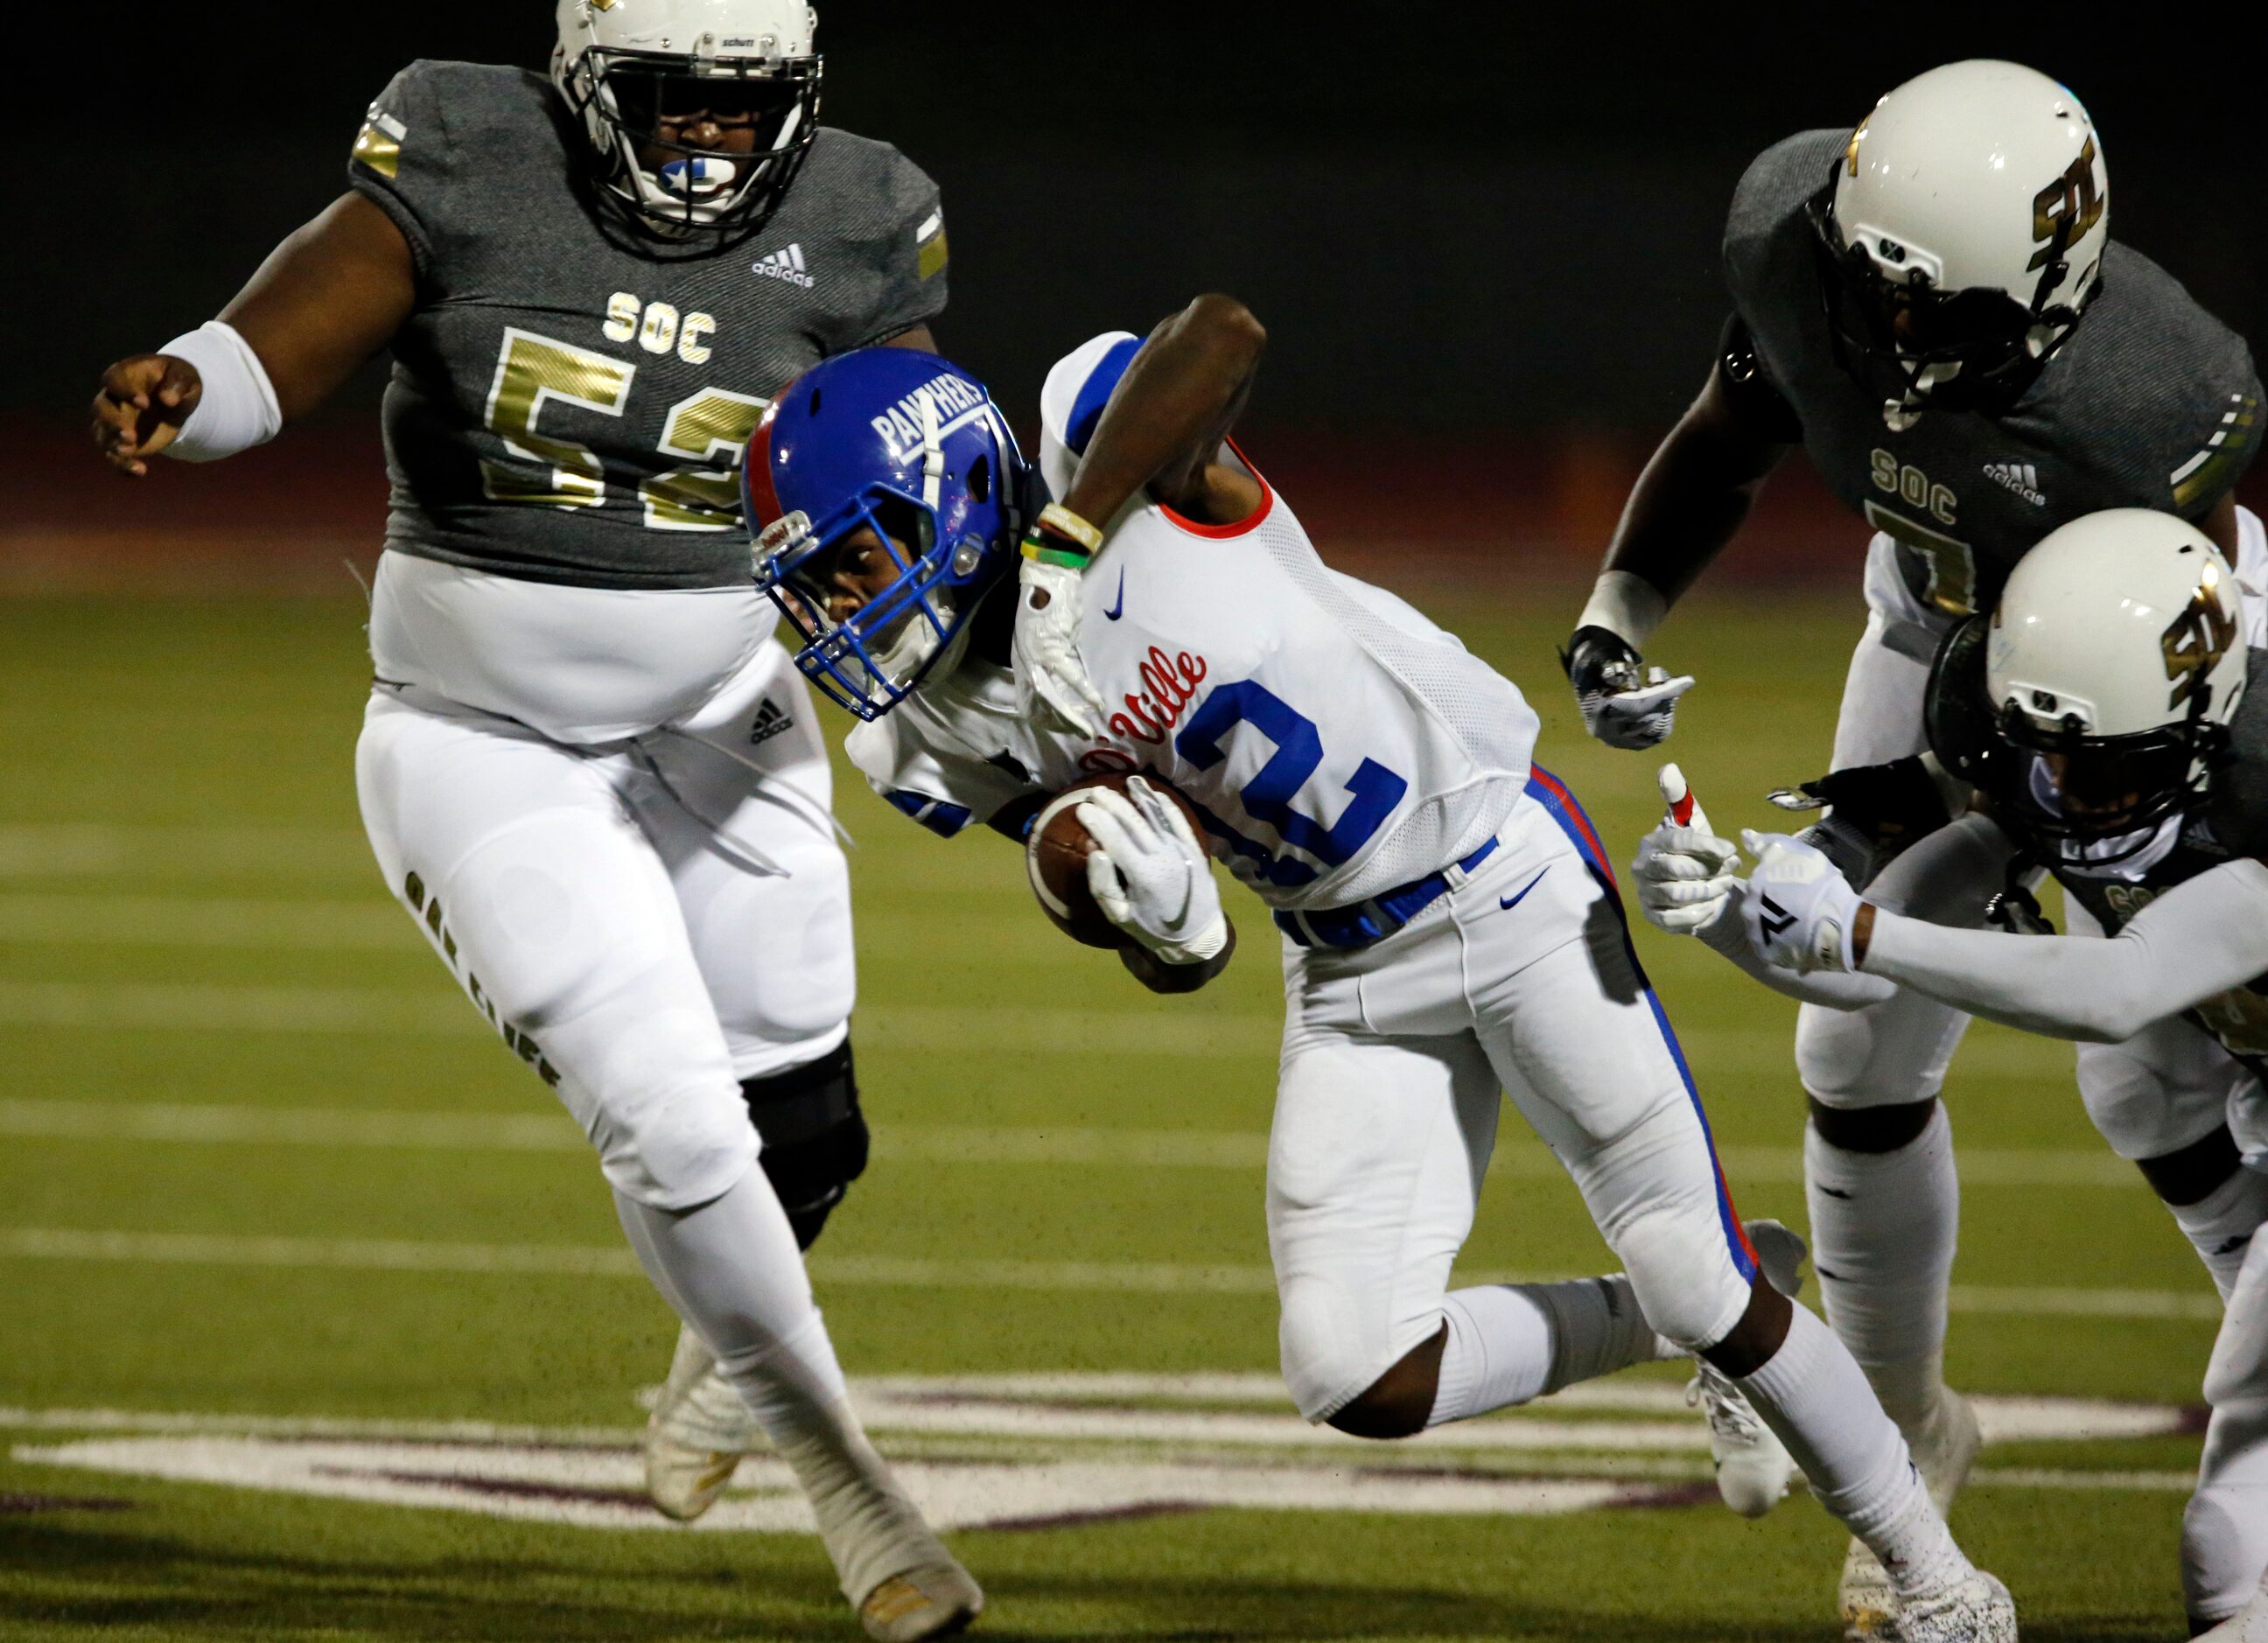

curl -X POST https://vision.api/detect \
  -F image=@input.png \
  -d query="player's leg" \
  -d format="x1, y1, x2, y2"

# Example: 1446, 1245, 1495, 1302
355, 692, 970, 1640
1266, 1007, 1684, 1438
2187, 1182, 2268, 1633
629, 657, 872, 1519
1800, 537, 1975, 1434
647, 650, 864, 1239
2071, 984, 2267, 1302
1486, 773, 2009, 1639
613, 1172, 977, 1637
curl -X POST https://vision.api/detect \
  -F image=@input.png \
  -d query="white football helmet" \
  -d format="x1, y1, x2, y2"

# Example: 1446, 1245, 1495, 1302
1815, 60, 2108, 428
552, 0, 821, 238
1973, 510, 2246, 842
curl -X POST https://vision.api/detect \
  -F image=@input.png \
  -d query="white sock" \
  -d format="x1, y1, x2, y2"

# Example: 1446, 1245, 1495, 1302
2169, 1164, 2268, 1303
614, 1171, 946, 1604
2188, 1230, 2268, 1626
1739, 1304, 1974, 1598
2186, 1399, 2268, 1627
1430, 1276, 1679, 1427
1805, 1104, 1958, 1429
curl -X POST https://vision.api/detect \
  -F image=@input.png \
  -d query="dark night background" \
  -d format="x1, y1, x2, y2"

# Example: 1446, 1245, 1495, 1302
9, 7, 2264, 582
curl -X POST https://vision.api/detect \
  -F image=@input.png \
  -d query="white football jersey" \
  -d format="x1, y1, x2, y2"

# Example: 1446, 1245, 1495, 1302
845, 333, 1539, 912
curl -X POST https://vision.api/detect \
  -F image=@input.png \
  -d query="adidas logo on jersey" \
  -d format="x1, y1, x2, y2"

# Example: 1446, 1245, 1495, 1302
1981, 461, 2046, 507
752, 244, 815, 289
748, 697, 794, 745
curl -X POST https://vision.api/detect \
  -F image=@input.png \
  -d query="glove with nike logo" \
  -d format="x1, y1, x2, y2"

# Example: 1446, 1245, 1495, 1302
1078, 777, 1228, 967
1740, 830, 1863, 974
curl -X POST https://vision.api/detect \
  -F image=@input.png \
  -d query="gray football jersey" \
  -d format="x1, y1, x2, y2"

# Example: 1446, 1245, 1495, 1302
1726, 129, 2262, 617
348, 61, 948, 591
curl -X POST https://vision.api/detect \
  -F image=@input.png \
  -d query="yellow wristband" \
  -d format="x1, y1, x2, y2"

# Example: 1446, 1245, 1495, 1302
1037, 502, 1106, 555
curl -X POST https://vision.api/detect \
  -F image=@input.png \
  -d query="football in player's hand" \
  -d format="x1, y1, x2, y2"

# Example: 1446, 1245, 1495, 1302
1026, 773, 1207, 948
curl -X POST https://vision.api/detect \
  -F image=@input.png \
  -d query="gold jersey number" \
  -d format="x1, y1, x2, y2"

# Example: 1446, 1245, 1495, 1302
479, 330, 766, 532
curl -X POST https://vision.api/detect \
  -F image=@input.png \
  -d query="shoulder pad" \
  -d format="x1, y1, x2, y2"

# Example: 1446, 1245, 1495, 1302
2207, 650, 2268, 856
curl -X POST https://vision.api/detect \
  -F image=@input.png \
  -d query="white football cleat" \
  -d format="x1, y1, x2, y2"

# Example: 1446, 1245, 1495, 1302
1689, 1362, 1796, 1518
1840, 1387, 1985, 1640
1892, 1570, 2017, 1643
644, 1324, 763, 1522
858, 1560, 985, 1642
1688, 1219, 1811, 1518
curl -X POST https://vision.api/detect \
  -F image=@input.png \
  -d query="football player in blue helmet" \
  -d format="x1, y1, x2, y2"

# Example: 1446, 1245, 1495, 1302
746, 305, 2019, 1643
746, 349, 1031, 720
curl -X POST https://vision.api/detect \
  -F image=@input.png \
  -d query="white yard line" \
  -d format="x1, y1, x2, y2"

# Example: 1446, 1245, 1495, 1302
0, 1227, 2222, 1319
0, 895, 415, 951
0, 985, 1279, 1055
0, 1101, 2140, 1187
0, 1383, 2192, 1449
0, 826, 371, 879
0, 981, 484, 1037
0, 1381, 2198, 1535
0, 978, 2086, 1090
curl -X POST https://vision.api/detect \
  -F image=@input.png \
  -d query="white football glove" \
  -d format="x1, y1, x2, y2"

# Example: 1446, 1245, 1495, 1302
1012, 558, 1110, 737
1077, 777, 1228, 967
1632, 764, 1740, 934
1740, 830, 1862, 974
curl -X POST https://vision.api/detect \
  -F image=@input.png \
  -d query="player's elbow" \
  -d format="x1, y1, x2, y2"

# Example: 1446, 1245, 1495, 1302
2068, 1003, 2149, 1045
1183, 293, 1267, 367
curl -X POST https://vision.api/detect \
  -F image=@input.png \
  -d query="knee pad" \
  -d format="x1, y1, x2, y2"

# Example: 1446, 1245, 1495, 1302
743, 1038, 867, 1250
2138, 1125, 2246, 1207
1795, 988, 1965, 1111
1808, 1095, 1939, 1155
1277, 1273, 1391, 1423
2078, 1031, 2247, 1165
1613, 1200, 1752, 1352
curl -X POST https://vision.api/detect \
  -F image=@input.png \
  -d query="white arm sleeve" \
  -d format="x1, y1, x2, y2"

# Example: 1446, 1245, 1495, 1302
157, 321, 283, 464
1864, 857, 2268, 1042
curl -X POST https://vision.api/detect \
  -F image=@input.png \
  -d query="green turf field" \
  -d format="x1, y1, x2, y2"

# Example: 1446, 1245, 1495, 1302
0, 587, 2220, 1641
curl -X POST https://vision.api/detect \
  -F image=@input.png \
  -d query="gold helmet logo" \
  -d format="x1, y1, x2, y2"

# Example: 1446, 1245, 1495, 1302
1844, 114, 1870, 178
2029, 138, 2104, 275
2163, 559, 2238, 710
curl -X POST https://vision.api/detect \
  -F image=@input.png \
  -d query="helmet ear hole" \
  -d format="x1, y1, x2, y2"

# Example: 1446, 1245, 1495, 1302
808, 387, 823, 415
968, 454, 992, 504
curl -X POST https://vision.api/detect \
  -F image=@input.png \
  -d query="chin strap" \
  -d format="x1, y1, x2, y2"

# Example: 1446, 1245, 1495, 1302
917, 389, 943, 512
1985, 849, 2054, 935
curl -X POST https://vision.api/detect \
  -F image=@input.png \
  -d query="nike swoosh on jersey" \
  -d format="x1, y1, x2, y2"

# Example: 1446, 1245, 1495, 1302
1103, 569, 1126, 621
1500, 866, 1550, 910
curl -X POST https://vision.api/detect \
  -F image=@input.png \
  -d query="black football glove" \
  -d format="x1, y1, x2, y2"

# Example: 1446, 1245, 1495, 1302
1560, 626, 1695, 751
1767, 755, 1958, 887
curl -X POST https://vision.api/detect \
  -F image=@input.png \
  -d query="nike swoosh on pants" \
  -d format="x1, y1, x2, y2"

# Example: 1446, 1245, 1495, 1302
1500, 866, 1550, 911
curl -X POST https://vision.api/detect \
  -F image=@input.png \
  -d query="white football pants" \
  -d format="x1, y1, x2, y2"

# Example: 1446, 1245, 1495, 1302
1270, 771, 1760, 1422
355, 639, 855, 1209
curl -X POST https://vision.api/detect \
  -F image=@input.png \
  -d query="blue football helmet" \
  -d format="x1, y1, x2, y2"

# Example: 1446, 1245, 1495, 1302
745, 348, 1029, 720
